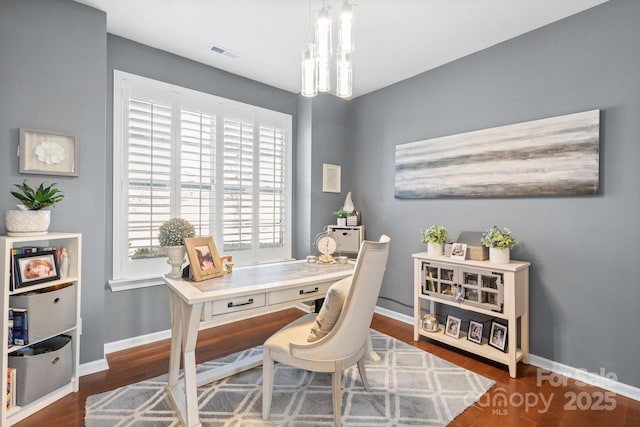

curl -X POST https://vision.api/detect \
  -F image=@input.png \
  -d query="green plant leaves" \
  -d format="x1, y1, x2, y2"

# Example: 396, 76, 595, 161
10, 180, 64, 210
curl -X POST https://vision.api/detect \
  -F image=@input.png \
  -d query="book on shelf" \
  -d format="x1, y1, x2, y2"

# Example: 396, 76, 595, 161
11, 308, 28, 346
6, 367, 17, 409
7, 309, 13, 347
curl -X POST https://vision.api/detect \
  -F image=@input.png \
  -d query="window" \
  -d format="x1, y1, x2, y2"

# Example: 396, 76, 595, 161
112, 71, 292, 283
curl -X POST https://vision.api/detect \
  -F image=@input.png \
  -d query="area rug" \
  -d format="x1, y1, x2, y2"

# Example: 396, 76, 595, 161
85, 330, 494, 426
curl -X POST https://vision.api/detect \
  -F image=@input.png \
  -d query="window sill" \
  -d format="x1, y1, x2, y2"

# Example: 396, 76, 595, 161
107, 275, 166, 292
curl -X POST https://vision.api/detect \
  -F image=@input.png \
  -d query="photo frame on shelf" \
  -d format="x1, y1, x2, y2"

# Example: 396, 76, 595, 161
467, 320, 484, 345
13, 250, 60, 289
488, 321, 508, 352
322, 163, 341, 193
444, 315, 461, 339
184, 236, 224, 281
19, 128, 79, 176
450, 242, 467, 260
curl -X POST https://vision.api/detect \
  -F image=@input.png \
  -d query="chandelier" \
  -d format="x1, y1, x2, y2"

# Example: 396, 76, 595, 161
301, 0, 354, 98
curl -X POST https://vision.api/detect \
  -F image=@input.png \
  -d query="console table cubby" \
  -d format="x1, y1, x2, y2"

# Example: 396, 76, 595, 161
413, 252, 530, 377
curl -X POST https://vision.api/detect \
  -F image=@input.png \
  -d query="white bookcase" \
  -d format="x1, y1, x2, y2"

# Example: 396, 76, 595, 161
0, 232, 82, 426
413, 252, 529, 377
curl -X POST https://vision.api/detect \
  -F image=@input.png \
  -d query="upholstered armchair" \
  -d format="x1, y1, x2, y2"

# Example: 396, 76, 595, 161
262, 235, 391, 427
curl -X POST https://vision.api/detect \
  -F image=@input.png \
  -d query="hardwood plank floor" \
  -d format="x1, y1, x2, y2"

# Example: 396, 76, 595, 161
14, 309, 639, 426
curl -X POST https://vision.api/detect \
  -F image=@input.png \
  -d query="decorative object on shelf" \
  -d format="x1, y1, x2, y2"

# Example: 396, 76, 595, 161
19, 128, 79, 176
184, 236, 225, 281
467, 320, 484, 345
395, 109, 599, 198
445, 315, 461, 338
450, 242, 467, 260
158, 218, 196, 278
300, 0, 355, 98
481, 225, 518, 264
444, 231, 488, 261
488, 321, 508, 352
342, 191, 360, 225
314, 230, 339, 263
421, 314, 439, 332
5, 180, 64, 236
322, 163, 341, 193
334, 208, 348, 226
219, 255, 234, 273
420, 224, 448, 256
59, 247, 70, 278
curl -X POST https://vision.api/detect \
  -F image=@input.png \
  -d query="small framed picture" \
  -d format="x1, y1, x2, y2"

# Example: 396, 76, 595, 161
322, 163, 341, 193
184, 236, 224, 281
488, 321, 508, 352
450, 242, 467, 260
467, 320, 484, 345
19, 129, 79, 176
13, 250, 60, 289
444, 315, 461, 339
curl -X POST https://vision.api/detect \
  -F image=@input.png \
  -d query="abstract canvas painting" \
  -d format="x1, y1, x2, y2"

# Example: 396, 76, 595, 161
395, 110, 600, 198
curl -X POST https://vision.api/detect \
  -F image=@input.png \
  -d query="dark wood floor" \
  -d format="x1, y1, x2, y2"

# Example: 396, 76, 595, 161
14, 309, 640, 426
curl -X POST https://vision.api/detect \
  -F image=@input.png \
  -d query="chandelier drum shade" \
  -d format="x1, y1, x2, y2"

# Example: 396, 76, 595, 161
301, 0, 355, 99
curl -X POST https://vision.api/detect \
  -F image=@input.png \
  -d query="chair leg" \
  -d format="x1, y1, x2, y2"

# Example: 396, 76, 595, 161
262, 353, 274, 420
332, 369, 343, 427
357, 354, 370, 391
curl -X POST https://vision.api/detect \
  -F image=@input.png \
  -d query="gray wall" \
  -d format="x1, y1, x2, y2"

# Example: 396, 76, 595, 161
0, 0, 107, 363
352, 0, 640, 388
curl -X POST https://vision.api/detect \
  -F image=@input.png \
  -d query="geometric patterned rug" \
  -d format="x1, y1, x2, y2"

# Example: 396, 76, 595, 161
85, 330, 494, 426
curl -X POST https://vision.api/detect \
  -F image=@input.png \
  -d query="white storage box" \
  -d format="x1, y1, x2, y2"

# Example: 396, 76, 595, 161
9, 283, 76, 343
8, 335, 72, 406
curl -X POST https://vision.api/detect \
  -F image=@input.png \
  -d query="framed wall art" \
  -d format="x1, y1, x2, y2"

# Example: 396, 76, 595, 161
184, 236, 224, 281
19, 128, 79, 176
322, 163, 341, 193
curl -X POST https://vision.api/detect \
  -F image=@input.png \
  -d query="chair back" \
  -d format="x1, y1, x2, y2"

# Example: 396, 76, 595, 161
293, 235, 390, 361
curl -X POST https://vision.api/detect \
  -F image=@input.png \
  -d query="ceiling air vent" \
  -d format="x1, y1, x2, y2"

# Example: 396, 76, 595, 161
209, 44, 239, 59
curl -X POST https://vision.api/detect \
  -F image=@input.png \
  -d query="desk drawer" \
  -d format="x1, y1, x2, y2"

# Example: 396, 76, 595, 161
211, 293, 266, 316
269, 282, 330, 305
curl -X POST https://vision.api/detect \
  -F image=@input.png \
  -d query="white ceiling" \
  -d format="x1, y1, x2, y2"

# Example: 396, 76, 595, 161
76, 0, 608, 98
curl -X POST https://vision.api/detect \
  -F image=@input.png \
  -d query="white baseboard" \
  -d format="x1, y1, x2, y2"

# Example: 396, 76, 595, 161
104, 329, 172, 354
528, 354, 640, 402
79, 358, 109, 377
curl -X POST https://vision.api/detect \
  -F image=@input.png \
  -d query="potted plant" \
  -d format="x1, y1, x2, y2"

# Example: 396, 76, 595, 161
481, 225, 518, 264
158, 218, 196, 278
420, 225, 449, 256
5, 180, 64, 236
334, 208, 348, 226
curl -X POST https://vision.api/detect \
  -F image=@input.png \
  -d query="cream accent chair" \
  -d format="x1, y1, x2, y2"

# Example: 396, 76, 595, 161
262, 235, 391, 427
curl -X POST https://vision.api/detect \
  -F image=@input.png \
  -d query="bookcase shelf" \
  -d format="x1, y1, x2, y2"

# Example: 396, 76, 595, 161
1, 232, 82, 426
413, 252, 530, 378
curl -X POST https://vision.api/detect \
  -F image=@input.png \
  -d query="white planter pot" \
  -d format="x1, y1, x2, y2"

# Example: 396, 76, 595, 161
427, 242, 443, 256
164, 245, 186, 278
489, 247, 510, 264
337, 218, 347, 226
5, 210, 51, 236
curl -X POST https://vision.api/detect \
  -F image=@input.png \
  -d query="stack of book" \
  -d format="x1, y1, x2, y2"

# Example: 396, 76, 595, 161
8, 308, 28, 347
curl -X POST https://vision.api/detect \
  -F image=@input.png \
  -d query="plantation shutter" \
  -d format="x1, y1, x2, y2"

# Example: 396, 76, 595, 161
180, 109, 216, 238
127, 98, 172, 259
222, 116, 254, 252
258, 125, 286, 249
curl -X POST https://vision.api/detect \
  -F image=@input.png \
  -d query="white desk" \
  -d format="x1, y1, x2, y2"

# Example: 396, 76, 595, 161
163, 260, 355, 427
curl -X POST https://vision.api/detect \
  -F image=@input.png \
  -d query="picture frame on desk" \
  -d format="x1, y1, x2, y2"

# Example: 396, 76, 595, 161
184, 236, 224, 281
13, 250, 60, 289
489, 321, 508, 352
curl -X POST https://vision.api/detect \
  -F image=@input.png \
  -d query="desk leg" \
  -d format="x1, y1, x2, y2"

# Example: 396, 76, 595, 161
166, 292, 204, 427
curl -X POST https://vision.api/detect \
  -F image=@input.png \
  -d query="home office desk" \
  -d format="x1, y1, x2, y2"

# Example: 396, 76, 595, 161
163, 260, 355, 427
